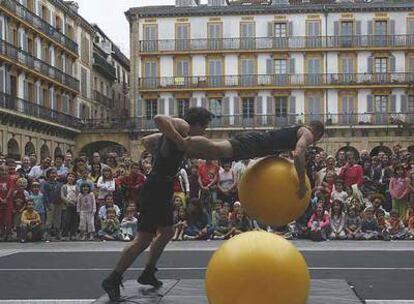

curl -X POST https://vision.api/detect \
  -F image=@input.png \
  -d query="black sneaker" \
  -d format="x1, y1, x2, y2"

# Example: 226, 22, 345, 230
102, 275, 125, 302
137, 268, 163, 288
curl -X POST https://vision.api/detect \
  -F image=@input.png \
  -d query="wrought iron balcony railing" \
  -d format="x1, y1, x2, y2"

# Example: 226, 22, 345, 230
139, 34, 414, 53
93, 53, 117, 80
0, 0, 78, 54
139, 73, 413, 90
0, 39, 80, 91
80, 113, 414, 131
94, 90, 113, 107
0, 92, 81, 128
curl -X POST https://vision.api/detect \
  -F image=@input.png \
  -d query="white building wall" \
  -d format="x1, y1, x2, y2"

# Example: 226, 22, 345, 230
292, 90, 305, 114
358, 52, 370, 74
326, 53, 338, 74
192, 55, 205, 76
225, 55, 238, 75
160, 56, 173, 78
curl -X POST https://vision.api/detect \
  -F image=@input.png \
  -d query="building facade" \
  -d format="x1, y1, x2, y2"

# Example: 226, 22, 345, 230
0, 0, 130, 160
127, 0, 414, 155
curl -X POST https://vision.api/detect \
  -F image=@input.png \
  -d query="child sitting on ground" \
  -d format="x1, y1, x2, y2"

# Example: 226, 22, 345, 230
20, 200, 42, 243
172, 206, 187, 241
406, 207, 414, 240
376, 209, 390, 240
99, 208, 121, 241
307, 203, 330, 241
387, 210, 406, 240
29, 181, 45, 226
345, 206, 362, 240
329, 199, 347, 240
232, 210, 252, 235
213, 208, 236, 240
360, 207, 380, 240
98, 194, 121, 223
120, 206, 138, 241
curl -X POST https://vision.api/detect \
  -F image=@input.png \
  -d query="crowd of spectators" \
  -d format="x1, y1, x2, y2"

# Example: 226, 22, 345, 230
0, 143, 413, 243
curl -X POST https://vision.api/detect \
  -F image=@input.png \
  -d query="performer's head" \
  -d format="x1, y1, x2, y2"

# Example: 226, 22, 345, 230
184, 107, 214, 136
307, 120, 325, 142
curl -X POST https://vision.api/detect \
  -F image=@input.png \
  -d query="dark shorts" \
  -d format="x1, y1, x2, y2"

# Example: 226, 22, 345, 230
137, 175, 174, 234
227, 127, 299, 161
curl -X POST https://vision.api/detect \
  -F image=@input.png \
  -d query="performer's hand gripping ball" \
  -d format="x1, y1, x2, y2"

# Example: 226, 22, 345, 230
205, 231, 310, 304
238, 156, 311, 227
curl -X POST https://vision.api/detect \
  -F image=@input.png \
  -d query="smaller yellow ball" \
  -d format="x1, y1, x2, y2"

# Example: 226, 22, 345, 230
205, 231, 310, 304
238, 156, 311, 227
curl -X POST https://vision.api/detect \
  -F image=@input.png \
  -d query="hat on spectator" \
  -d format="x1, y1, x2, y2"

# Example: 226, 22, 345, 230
234, 201, 241, 207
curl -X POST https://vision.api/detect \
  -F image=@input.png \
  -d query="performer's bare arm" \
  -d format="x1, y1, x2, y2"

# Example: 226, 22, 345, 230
185, 136, 233, 160
154, 115, 190, 151
293, 127, 315, 198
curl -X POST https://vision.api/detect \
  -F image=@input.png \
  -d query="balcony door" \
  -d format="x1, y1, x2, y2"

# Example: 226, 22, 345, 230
208, 59, 222, 87
307, 95, 322, 122
240, 22, 255, 49
176, 24, 190, 51
340, 21, 354, 47
374, 20, 387, 47
208, 23, 222, 50
375, 95, 388, 124
374, 57, 387, 83
407, 96, 414, 123
409, 20, 414, 46
242, 97, 255, 126
143, 25, 157, 52
176, 59, 189, 86
306, 21, 321, 48
273, 23, 287, 48
341, 57, 354, 83
341, 96, 355, 124
274, 59, 287, 85
275, 96, 288, 127
240, 58, 254, 87
307, 57, 321, 85
143, 61, 157, 88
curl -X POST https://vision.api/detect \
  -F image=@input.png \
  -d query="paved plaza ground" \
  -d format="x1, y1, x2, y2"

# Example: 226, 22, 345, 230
0, 240, 413, 303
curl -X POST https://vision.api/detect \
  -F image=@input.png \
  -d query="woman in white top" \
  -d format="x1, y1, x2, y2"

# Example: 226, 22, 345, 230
217, 161, 237, 205
96, 167, 116, 201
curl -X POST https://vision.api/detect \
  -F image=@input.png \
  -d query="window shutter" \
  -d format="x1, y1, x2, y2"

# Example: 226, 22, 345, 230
158, 98, 165, 114
367, 56, 374, 73
356, 21, 361, 35
390, 95, 397, 113
39, 86, 44, 106
0, 68, 4, 93
400, 95, 407, 113
368, 21, 373, 35
168, 98, 175, 116
223, 96, 230, 115
389, 55, 396, 73
234, 97, 240, 115
136, 97, 142, 117
334, 21, 339, 36
266, 96, 274, 114
367, 95, 374, 113
267, 22, 273, 37
289, 58, 295, 74
256, 96, 263, 114
389, 20, 395, 35
288, 96, 296, 115
190, 97, 197, 108
288, 21, 293, 37
201, 97, 208, 109
266, 58, 273, 74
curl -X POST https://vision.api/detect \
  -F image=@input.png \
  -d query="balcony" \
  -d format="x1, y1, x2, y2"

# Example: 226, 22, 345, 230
0, 39, 80, 92
0, 0, 78, 54
139, 73, 413, 91
94, 90, 113, 107
80, 113, 414, 131
93, 53, 117, 80
139, 35, 414, 53
0, 92, 81, 128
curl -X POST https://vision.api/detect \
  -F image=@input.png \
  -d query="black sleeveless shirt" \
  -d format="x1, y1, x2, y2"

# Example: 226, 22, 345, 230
151, 135, 186, 179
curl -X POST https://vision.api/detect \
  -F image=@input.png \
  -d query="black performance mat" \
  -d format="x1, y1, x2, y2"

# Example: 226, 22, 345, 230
93, 279, 362, 304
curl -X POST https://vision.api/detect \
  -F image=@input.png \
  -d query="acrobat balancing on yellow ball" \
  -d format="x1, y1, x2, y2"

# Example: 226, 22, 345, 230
101, 107, 324, 303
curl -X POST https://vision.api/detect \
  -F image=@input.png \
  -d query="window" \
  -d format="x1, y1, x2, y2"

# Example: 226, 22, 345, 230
340, 21, 353, 47
145, 99, 158, 119
341, 57, 354, 82
81, 36, 90, 65
274, 59, 287, 74
240, 22, 255, 49
176, 59, 189, 77
274, 23, 287, 38
374, 20, 387, 46
177, 99, 190, 118
242, 97, 255, 119
374, 95, 388, 124
208, 23, 222, 50
208, 59, 222, 87
240, 58, 254, 86
143, 61, 157, 88
63, 95, 70, 114
208, 0, 225, 6
307, 58, 321, 85
275, 96, 288, 117
306, 21, 321, 47
408, 96, 414, 123
307, 95, 321, 121
209, 98, 222, 117
341, 96, 355, 124
176, 24, 190, 50
375, 57, 387, 73
143, 25, 157, 52
81, 68, 88, 97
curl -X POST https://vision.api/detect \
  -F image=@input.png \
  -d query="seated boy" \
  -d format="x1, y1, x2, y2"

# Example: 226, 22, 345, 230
20, 200, 43, 243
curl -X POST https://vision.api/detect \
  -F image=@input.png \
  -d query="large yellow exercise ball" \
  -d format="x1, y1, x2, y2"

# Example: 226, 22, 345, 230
238, 156, 311, 227
205, 231, 310, 304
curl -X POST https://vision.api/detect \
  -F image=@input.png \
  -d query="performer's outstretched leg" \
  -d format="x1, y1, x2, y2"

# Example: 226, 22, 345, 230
102, 232, 153, 301
138, 226, 174, 287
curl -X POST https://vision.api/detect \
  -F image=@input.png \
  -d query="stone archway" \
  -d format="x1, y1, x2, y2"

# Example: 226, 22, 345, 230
24, 142, 36, 156
370, 145, 392, 157
7, 138, 20, 160
40, 144, 50, 160
54, 146, 63, 158
336, 146, 360, 160
80, 141, 128, 160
